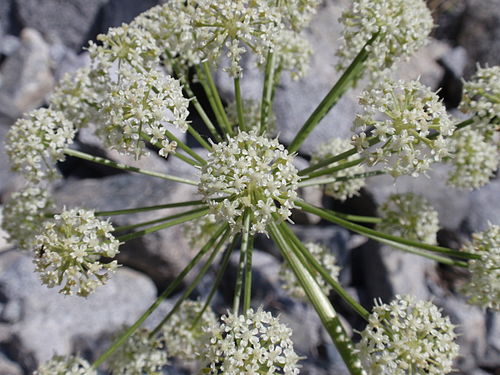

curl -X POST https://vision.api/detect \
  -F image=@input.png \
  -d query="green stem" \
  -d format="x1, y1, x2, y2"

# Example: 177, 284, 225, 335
269, 221, 365, 375
201, 61, 232, 135
288, 35, 377, 153
298, 171, 385, 188
117, 208, 209, 242
234, 77, 247, 131
187, 125, 212, 151
63, 148, 198, 186
233, 213, 250, 314
91, 224, 227, 369
260, 48, 277, 135
279, 222, 370, 320
302, 158, 365, 180
140, 132, 201, 167
94, 200, 206, 217
295, 200, 479, 260
113, 207, 208, 233
150, 225, 231, 336
163, 129, 206, 165
243, 221, 254, 312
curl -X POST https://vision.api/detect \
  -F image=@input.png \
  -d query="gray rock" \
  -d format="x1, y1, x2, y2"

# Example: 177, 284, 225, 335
15, 0, 108, 50
462, 178, 500, 234
0, 0, 13, 35
0, 251, 156, 371
49, 44, 90, 82
459, 0, 500, 76
0, 34, 20, 57
0, 28, 53, 120
0, 352, 22, 375
54, 171, 199, 288
479, 311, 500, 369
97, 0, 159, 31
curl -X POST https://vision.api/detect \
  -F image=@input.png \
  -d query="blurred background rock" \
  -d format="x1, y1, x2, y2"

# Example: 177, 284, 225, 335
0, 0, 498, 374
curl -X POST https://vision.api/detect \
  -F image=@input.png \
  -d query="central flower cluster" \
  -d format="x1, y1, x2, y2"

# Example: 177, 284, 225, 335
199, 131, 299, 235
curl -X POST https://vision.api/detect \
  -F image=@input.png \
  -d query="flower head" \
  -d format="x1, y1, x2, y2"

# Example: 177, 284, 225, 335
282, 0, 321, 31
5, 108, 75, 183
280, 242, 339, 300
311, 138, 367, 200
34, 355, 95, 375
460, 65, 500, 137
447, 129, 499, 190
461, 224, 500, 311
161, 300, 218, 361
33, 208, 120, 297
199, 131, 299, 235
337, 0, 433, 83
108, 328, 167, 375
377, 193, 439, 245
1, 185, 55, 250
203, 307, 302, 374
357, 295, 459, 375
352, 79, 454, 177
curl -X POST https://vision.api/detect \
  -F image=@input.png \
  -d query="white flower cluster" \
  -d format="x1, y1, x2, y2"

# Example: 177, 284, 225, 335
1, 185, 55, 250
34, 355, 95, 375
461, 224, 500, 311
447, 129, 499, 190
283, 0, 321, 31
108, 328, 167, 375
161, 300, 218, 361
311, 138, 367, 201
199, 131, 299, 235
357, 295, 459, 375
336, 0, 433, 83
377, 193, 439, 245
33, 208, 120, 297
280, 242, 340, 300
226, 99, 277, 135
352, 79, 454, 177
460, 65, 500, 135
5, 108, 75, 183
203, 307, 301, 374
183, 214, 221, 248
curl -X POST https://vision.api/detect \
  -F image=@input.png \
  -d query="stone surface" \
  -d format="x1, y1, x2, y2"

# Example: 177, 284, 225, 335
0, 251, 156, 372
462, 178, 500, 234
0, 28, 53, 120
0, 353, 22, 375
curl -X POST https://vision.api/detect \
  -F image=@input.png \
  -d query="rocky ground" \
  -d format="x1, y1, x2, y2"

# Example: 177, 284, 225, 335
0, 0, 499, 374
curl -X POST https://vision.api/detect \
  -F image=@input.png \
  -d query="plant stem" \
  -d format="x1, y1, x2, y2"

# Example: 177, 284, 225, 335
201, 61, 232, 135
260, 48, 277, 135
301, 158, 365, 180
234, 77, 247, 131
233, 212, 250, 314
117, 208, 209, 242
163, 129, 207, 165
63, 148, 198, 186
91, 224, 227, 369
243, 224, 254, 312
187, 125, 212, 151
269, 221, 365, 375
139, 132, 201, 168
150, 225, 231, 336
295, 200, 480, 260
298, 171, 385, 188
288, 35, 377, 153
94, 200, 206, 217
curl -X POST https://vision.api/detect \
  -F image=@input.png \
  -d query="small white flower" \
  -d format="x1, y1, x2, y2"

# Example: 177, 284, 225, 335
352, 79, 454, 177
282, 0, 321, 31
161, 300, 218, 361
33, 208, 120, 297
203, 307, 302, 374
461, 224, 500, 311
198, 131, 299, 235
108, 328, 167, 375
460, 65, 500, 138
377, 193, 440, 245
5, 108, 75, 183
447, 129, 499, 190
356, 295, 459, 375
311, 137, 367, 201
280, 242, 340, 300
1, 185, 55, 250
34, 355, 95, 375
336, 0, 433, 83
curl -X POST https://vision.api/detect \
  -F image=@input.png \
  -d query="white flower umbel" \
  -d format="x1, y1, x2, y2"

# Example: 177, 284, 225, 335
1, 185, 55, 250
183, 214, 221, 248
282, 0, 321, 31
34, 355, 95, 375
311, 138, 367, 201
199, 131, 299, 235
357, 295, 459, 375
108, 328, 167, 375
203, 307, 302, 374
33, 208, 120, 297
447, 129, 499, 190
161, 300, 218, 361
377, 193, 439, 245
280, 242, 340, 300
5, 108, 75, 183
95, 66, 190, 159
336, 0, 433, 83
461, 224, 500, 311
352, 79, 454, 177
460, 65, 500, 137
274, 30, 313, 80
